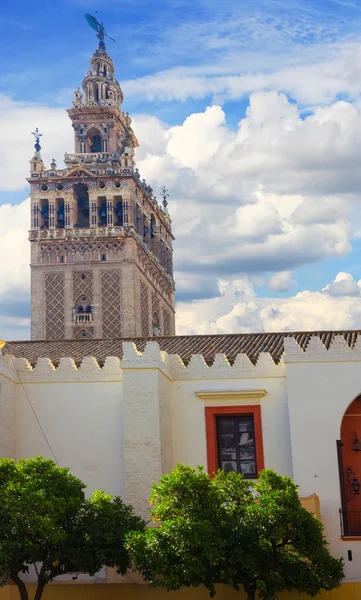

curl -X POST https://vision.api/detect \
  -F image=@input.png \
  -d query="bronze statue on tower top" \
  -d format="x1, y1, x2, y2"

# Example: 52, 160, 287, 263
85, 13, 115, 50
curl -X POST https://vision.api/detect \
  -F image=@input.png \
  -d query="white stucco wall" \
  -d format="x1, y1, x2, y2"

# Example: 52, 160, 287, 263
3, 336, 361, 584
16, 381, 124, 497
285, 337, 361, 581
170, 376, 293, 477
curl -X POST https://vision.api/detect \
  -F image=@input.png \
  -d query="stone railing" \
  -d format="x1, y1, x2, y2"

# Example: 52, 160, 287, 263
73, 313, 94, 324
64, 152, 110, 164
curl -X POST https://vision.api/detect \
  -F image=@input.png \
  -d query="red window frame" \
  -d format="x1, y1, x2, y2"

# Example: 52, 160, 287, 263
205, 405, 265, 476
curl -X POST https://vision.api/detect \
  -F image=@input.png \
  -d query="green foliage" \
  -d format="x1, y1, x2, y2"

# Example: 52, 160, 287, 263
0, 457, 144, 600
126, 465, 344, 600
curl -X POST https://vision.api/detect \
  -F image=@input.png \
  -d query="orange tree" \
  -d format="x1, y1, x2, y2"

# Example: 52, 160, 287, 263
0, 457, 144, 600
126, 465, 344, 600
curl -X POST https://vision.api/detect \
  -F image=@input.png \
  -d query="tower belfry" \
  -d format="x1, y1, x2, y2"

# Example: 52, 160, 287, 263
28, 32, 175, 341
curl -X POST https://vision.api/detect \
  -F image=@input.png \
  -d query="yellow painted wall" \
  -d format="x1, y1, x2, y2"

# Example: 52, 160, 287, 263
1, 583, 361, 600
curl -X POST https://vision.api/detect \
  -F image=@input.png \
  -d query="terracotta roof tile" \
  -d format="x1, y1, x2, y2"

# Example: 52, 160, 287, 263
3, 330, 361, 367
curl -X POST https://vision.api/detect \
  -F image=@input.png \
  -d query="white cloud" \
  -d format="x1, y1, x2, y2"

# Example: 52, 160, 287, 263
267, 271, 294, 292
176, 272, 361, 335
323, 271, 361, 296
0, 95, 71, 192
133, 92, 358, 294
123, 43, 361, 107
1, 89, 361, 338
0, 199, 30, 340
0, 199, 29, 296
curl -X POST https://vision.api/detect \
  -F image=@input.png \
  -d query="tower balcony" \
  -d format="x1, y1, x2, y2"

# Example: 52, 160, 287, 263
64, 152, 111, 165
63, 153, 134, 172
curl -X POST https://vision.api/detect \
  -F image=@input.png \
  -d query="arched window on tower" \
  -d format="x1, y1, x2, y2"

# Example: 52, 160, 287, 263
86, 127, 102, 153
56, 198, 65, 228
153, 312, 160, 337
91, 135, 101, 152
73, 296, 94, 323
98, 199, 107, 226
73, 183, 90, 227
39, 199, 49, 229
150, 215, 157, 254
115, 198, 123, 226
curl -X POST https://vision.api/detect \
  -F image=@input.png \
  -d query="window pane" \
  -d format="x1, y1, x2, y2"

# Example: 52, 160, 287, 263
238, 417, 256, 477
217, 417, 238, 473
216, 415, 257, 478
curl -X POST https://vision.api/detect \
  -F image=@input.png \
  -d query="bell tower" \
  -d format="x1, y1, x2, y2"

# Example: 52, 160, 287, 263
28, 42, 175, 341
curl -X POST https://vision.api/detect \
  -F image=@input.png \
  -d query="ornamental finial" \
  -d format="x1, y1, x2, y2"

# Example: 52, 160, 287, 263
31, 127, 42, 153
161, 186, 169, 212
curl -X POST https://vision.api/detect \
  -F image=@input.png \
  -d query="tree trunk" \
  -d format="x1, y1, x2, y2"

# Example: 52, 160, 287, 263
10, 573, 28, 600
243, 582, 256, 600
34, 581, 46, 600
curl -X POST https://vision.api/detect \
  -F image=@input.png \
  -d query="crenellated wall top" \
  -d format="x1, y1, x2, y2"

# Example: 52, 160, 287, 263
2, 334, 361, 383
0, 341, 284, 383
284, 334, 361, 363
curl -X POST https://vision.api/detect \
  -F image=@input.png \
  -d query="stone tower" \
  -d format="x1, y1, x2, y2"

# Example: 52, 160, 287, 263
28, 45, 175, 341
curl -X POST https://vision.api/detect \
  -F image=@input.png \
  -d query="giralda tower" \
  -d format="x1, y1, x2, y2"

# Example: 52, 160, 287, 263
28, 20, 175, 341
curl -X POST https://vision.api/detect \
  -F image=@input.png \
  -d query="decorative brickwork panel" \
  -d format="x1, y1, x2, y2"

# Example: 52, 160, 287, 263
101, 271, 122, 338
163, 308, 171, 336
73, 271, 93, 304
140, 279, 150, 337
45, 273, 65, 339
73, 327, 94, 339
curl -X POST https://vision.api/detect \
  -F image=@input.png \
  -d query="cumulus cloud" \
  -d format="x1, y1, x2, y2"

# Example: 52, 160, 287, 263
1, 88, 361, 338
175, 273, 361, 335
0, 94, 71, 192
267, 271, 294, 292
123, 43, 361, 107
0, 199, 30, 340
323, 272, 361, 297
133, 92, 360, 298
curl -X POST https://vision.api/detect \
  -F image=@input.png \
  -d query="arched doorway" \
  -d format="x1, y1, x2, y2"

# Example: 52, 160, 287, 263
339, 396, 361, 536
73, 183, 89, 227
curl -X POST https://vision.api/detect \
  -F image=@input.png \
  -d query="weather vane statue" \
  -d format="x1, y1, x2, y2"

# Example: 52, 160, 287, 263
85, 12, 115, 51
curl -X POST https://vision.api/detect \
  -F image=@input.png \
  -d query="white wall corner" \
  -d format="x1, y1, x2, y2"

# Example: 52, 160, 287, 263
142, 341, 164, 363
283, 337, 304, 362
285, 335, 359, 363
121, 342, 170, 377
122, 342, 142, 362
284, 336, 329, 362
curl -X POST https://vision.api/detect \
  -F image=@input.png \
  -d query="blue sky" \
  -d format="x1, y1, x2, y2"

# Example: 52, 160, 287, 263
2, 0, 361, 337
